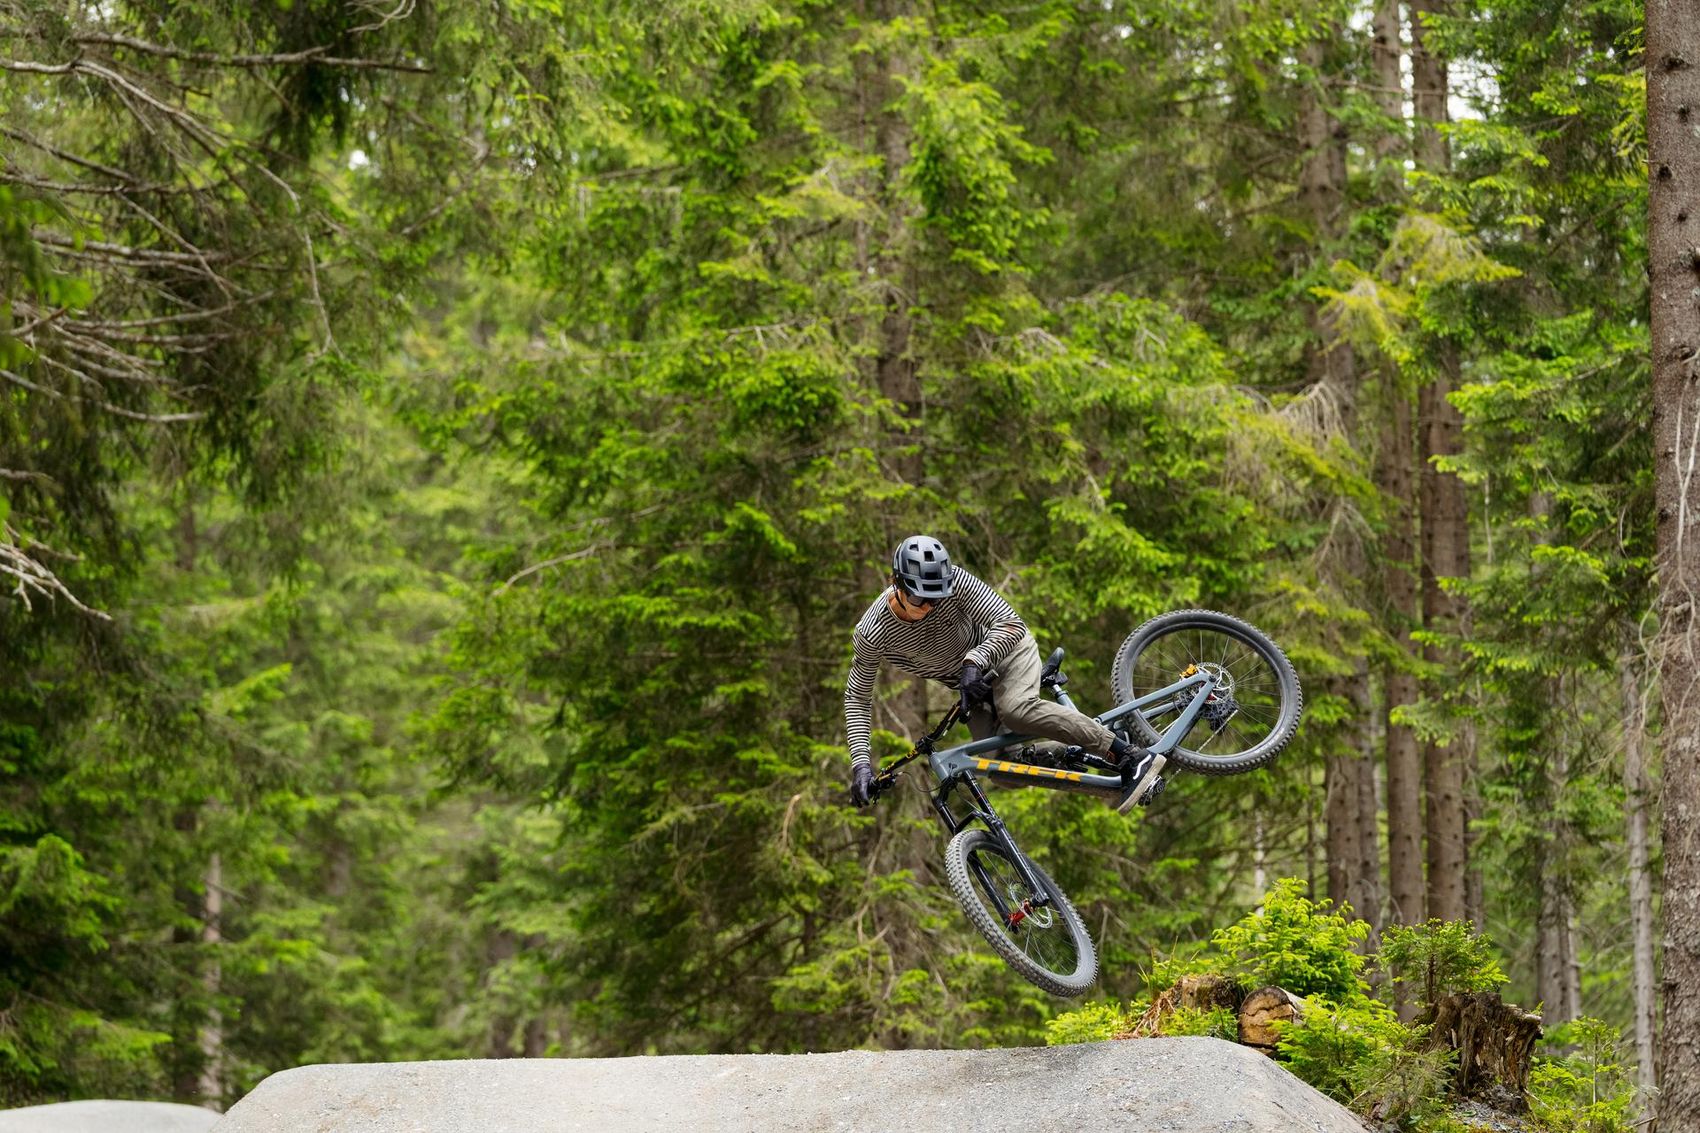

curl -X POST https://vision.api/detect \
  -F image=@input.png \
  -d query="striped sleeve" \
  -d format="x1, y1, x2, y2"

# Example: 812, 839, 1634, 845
844, 628, 881, 769
957, 571, 1027, 669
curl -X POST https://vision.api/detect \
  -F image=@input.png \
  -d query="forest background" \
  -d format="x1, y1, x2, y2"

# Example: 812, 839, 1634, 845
0, 0, 1668, 1119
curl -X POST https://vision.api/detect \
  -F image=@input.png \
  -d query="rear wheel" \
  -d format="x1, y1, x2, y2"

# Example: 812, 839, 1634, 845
1109, 609, 1302, 776
944, 827, 1097, 997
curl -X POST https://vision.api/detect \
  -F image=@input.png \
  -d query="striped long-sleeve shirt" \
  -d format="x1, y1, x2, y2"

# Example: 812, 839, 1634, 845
844, 569, 1028, 769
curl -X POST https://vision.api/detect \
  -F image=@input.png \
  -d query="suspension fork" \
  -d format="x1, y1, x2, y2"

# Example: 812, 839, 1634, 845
933, 773, 1053, 921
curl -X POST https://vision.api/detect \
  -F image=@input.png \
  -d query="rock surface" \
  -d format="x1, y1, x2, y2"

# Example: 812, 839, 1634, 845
213, 1036, 1366, 1132
0, 1100, 218, 1133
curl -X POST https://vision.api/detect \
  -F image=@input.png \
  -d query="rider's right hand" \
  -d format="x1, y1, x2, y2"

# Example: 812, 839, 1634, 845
850, 763, 875, 808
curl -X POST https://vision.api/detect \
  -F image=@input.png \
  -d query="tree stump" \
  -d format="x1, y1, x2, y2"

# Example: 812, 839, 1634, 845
1238, 986, 1306, 1050
1418, 992, 1542, 1111
1124, 975, 1245, 1038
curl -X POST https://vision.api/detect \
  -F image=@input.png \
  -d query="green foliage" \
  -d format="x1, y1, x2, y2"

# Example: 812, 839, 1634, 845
1049, 890, 1520, 1128
1378, 921, 1509, 1009
1527, 1018, 1637, 1133
1275, 999, 1402, 1104
1163, 1006, 1238, 1041
1043, 1001, 1133, 1046
0, 0, 1663, 1110
1210, 878, 1370, 1003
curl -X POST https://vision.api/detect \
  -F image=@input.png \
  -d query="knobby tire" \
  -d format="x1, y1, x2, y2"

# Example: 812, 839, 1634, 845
944, 827, 1098, 998
1109, 608, 1302, 776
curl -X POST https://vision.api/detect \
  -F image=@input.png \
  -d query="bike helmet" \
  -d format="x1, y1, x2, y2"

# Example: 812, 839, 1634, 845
891, 535, 957, 600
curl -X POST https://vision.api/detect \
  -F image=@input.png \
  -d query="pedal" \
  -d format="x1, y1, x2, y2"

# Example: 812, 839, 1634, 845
1138, 775, 1167, 807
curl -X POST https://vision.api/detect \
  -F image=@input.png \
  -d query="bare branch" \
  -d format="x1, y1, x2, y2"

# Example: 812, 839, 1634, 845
30, 231, 234, 266
71, 33, 430, 73
497, 545, 609, 593
0, 524, 112, 620
0, 126, 136, 183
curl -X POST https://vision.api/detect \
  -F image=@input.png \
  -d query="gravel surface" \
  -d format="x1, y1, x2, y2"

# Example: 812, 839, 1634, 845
0, 1100, 219, 1133
213, 1036, 1367, 1133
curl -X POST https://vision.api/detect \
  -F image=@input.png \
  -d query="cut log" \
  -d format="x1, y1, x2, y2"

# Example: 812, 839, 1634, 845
1418, 992, 1542, 1111
1238, 986, 1306, 1049
1126, 975, 1245, 1037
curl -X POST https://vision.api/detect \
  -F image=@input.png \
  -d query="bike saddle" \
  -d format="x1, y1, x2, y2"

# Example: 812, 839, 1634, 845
1039, 646, 1067, 690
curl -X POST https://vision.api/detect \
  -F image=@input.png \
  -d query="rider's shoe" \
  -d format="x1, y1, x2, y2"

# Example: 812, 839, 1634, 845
1115, 747, 1167, 815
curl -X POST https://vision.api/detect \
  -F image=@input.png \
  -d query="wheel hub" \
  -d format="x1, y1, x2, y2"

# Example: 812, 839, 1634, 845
1005, 892, 1054, 929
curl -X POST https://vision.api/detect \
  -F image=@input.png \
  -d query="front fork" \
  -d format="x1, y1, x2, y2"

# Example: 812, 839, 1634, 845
932, 774, 1052, 925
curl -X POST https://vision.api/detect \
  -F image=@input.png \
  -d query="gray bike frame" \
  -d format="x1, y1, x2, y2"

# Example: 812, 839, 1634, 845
924, 669, 1219, 796
914, 665, 1221, 936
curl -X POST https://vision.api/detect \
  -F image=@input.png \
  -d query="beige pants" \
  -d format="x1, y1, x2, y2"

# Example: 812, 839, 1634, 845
965, 634, 1118, 755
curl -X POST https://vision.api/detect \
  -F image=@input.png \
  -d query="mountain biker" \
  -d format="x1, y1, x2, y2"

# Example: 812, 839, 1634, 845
845, 535, 1167, 813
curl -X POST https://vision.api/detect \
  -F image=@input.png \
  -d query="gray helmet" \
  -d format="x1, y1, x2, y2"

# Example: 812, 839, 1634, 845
891, 535, 956, 600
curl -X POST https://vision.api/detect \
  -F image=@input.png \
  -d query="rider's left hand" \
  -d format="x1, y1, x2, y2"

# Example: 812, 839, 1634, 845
849, 763, 875, 808
958, 661, 994, 714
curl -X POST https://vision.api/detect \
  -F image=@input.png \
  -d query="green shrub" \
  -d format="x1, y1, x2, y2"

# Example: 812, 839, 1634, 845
1377, 920, 1507, 1009
1162, 1005, 1238, 1041
1527, 1018, 1636, 1133
1043, 1001, 1136, 1046
1211, 877, 1370, 1003
1045, 888, 1515, 1131
1275, 998, 1395, 1102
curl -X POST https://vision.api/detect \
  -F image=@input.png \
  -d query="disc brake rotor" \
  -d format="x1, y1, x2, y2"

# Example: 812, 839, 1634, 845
1004, 888, 1054, 930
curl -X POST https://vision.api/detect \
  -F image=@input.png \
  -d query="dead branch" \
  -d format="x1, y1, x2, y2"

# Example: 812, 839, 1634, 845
71, 32, 430, 73
0, 525, 113, 620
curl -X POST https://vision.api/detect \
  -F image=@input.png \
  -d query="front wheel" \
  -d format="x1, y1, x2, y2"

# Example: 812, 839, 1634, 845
1110, 609, 1302, 776
944, 827, 1097, 997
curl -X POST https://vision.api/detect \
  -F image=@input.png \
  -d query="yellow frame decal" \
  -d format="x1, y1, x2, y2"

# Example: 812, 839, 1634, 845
973, 759, 1085, 783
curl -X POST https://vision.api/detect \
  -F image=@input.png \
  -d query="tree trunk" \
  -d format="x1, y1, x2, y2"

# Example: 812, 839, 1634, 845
170, 500, 221, 1107
1410, 0, 1472, 928
1418, 374, 1471, 925
1370, 0, 1405, 168
1651, 0, 1700, 1122
1300, 32, 1379, 933
199, 853, 223, 1107
1650, 0, 1700, 1120
1354, 687, 1384, 937
1381, 393, 1425, 929
1239, 986, 1306, 1049
1531, 498, 1581, 1027
1370, 0, 1422, 947
1326, 673, 1382, 932
1409, 0, 1451, 174
1624, 644, 1658, 1095
1536, 844, 1582, 1027
855, 0, 926, 735
1419, 992, 1542, 1111
486, 930, 519, 1058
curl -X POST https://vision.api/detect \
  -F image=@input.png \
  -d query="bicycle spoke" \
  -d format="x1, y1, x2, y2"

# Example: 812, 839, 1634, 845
975, 849, 1076, 971
1121, 622, 1297, 763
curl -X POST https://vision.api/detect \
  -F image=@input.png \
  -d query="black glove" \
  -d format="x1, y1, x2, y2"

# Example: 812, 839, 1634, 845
850, 763, 875, 808
959, 661, 995, 714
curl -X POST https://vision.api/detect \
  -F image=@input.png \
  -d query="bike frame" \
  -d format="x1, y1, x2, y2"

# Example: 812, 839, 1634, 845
927, 669, 1216, 806
874, 662, 1223, 926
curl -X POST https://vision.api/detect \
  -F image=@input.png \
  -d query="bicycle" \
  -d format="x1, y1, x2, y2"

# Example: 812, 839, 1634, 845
859, 609, 1302, 997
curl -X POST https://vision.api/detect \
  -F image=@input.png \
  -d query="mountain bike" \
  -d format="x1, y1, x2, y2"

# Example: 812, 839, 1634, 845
861, 609, 1302, 997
